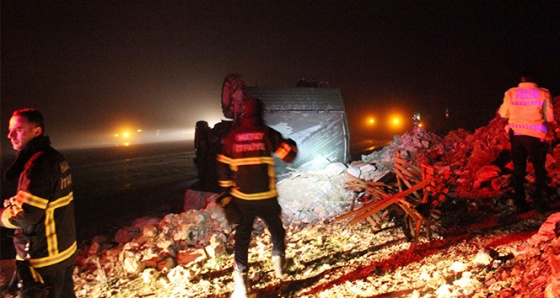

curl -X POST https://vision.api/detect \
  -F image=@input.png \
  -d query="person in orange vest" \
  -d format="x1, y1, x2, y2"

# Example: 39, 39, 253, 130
498, 69, 555, 213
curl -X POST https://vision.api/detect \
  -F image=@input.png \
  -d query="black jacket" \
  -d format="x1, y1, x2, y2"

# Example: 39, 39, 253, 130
0, 136, 77, 272
217, 117, 298, 200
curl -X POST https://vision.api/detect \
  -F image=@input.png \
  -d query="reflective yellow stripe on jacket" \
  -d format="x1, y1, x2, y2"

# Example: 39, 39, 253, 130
218, 154, 279, 200
12, 191, 77, 269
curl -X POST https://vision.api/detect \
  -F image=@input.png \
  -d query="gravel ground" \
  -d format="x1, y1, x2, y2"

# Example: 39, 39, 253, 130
4, 199, 557, 298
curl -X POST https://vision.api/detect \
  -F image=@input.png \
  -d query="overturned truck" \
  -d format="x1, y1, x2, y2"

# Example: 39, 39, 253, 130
194, 74, 351, 192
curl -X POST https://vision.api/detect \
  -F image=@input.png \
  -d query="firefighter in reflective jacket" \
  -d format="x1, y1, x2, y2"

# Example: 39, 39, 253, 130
1, 108, 77, 297
217, 98, 297, 297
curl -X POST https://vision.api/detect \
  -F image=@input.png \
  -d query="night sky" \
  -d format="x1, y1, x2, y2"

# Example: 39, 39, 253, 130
2, 1, 559, 150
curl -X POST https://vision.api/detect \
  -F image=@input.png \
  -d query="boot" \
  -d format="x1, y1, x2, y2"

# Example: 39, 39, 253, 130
231, 269, 248, 298
272, 255, 287, 278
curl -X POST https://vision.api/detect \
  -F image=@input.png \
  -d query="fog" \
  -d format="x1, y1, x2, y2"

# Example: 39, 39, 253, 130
2, 2, 559, 153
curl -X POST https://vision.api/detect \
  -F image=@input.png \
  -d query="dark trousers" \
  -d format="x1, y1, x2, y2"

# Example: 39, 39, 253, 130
37, 265, 75, 298
510, 133, 547, 206
232, 197, 286, 272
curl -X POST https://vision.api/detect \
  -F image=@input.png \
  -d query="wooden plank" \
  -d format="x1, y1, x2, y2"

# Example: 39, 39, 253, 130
368, 187, 391, 199
397, 201, 421, 222
395, 167, 422, 200
335, 197, 387, 221
394, 157, 422, 175
349, 197, 401, 225
365, 215, 379, 228
347, 179, 432, 225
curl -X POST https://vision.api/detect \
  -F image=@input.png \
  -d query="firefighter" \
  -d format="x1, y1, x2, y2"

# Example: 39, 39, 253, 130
1, 108, 77, 297
217, 98, 298, 297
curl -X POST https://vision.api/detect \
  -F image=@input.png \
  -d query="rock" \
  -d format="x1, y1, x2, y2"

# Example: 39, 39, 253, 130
141, 268, 159, 284
172, 223, 192, 241
155, 234, 174, 249
183, 189, 219, 211
449, 261, 468, 273
123, 256, 145, 276
157, 257, 176, 271
544, 278, 560, 298
88, 235, 113, 255
204, 234, 226, 258
167, 265, 200, 283
143, 255, 161, 268
142, 224, 158, 239
114, 226, 138, 244
475, 165, 501, 183
549, 254, 560, 278
528, 213, 560, 245
473, 248, 495, 266
176, 248, 207, 266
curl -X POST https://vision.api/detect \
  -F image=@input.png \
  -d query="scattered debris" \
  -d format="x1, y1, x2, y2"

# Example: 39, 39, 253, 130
1, 98, 559, 297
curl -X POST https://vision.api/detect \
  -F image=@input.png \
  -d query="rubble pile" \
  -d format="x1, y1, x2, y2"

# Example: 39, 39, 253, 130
470, 213, 560, 297
357, 107, 560, 201
435, 116, 513, 198
71, 198, 235, 297
438, 109, 560, 199
349, 118, 512, 201
277, 162, 353, 224
62, 95, 558, 296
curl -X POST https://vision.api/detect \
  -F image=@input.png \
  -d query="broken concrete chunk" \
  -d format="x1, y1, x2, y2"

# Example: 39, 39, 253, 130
176, 248, 207, 266
123, 256, 145, 276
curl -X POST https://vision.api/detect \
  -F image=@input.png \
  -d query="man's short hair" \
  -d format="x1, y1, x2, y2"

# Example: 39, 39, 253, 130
521, 68, 538, 83
12, 108, 44, 133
